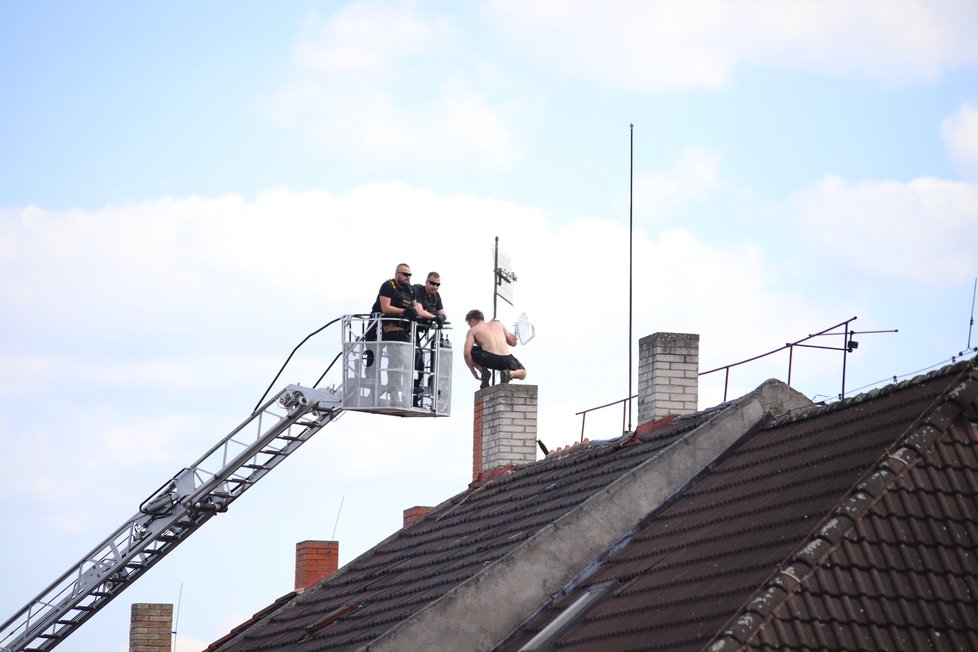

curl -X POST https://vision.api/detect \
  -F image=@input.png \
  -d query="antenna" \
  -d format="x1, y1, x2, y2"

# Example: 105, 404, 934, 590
331, 494, 345, 540
514, 312, 535, 345
968, 277, 976, 350
493, 236, 518, 320
627, 123, 634, 433
171, 582, 183, 652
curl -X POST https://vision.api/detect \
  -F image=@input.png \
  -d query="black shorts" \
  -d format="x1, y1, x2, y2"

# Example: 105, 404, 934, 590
471, 347, 524, 372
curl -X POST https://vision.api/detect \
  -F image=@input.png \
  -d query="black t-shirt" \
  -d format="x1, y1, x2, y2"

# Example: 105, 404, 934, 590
372, 279, 414, 313
413, 284, 444, 316
371, 279, 415, 330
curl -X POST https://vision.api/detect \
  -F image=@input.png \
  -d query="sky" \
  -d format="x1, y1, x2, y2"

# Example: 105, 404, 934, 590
2, 1, 978, 650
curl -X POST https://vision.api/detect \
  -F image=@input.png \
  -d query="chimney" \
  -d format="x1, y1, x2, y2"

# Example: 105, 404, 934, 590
295, 540, 339, 592
638, 332, 699, 424
473, 384, 538, 481
129, 603, 172, 652
403, 506, 431, 527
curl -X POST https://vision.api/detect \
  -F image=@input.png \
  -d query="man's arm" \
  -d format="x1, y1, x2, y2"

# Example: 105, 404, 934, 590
463, 329, 481, 379
379, 295, 417, 317
500, 322, 517, 347
417, 300, 438, 320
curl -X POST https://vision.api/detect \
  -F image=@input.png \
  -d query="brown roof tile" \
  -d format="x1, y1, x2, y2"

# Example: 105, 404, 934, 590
498, 360, 978, 652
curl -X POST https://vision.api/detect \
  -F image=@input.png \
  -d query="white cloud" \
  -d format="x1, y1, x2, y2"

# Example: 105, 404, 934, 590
791, 174, 978, 283
270, 2, 522, 165
483, 0, 978, 89
942, 101, 978, 182
634, 147, 725, 215
293, 3, 454, 79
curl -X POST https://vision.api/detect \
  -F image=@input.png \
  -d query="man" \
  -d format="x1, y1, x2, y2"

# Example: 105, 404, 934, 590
371, 263, 422, 406
463, 309, 526, 388
412, 272, 447, 405
413, 272, 447, 327
372, 263, 420, 336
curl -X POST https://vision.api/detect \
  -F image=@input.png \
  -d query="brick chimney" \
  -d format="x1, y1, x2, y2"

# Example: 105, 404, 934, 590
295, 540, 339, 592
129, 603, 172, 652
403, 506, 431, 527
638, 332, 699, 424
473, 384, 538, 481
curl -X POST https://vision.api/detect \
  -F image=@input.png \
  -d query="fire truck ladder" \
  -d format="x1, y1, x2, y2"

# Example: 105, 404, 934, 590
0, 383, 343, 652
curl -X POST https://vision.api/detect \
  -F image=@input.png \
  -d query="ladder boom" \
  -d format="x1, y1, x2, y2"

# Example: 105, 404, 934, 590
0, 384, 343, 652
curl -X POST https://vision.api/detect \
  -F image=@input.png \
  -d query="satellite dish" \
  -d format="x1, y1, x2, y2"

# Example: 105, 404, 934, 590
514, 312, 535, 345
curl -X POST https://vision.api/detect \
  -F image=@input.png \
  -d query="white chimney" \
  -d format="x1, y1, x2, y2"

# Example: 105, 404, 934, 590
638, 332, 699, 423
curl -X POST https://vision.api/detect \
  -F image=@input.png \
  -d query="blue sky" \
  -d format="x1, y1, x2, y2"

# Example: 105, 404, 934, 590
2, 2, 978, 650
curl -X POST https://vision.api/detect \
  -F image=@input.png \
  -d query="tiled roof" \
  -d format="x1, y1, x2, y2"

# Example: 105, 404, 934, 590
496, 359, 978, 651
208, 396, 720, 651
208, 358, 978, 651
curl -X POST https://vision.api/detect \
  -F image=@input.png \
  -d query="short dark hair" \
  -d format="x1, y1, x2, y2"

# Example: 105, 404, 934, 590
465, 309, 484, 322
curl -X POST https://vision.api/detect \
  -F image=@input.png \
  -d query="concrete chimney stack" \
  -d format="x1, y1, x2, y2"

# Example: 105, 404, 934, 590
638, 332, 699, 424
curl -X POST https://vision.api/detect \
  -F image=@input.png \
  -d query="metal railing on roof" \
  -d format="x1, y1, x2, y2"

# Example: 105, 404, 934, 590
575, 316, 897, 441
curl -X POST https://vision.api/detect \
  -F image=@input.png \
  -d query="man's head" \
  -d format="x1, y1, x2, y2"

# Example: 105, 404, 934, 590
465, 309, 484, 326
394, 263, 412, 286
425, 272, 441, 294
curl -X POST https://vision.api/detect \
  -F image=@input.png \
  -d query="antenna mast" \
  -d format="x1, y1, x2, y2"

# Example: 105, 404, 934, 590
627, 124, 634, 433
968, 277, 977, 350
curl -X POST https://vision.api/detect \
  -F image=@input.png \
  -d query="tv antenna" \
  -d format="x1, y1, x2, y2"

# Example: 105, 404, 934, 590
493, 236, 517, 319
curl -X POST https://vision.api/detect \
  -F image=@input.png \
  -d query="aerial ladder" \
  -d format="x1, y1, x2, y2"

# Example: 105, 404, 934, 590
0, 315, 452, 652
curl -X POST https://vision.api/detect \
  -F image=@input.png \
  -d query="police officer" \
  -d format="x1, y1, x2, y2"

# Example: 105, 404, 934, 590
372, 263, 422, 406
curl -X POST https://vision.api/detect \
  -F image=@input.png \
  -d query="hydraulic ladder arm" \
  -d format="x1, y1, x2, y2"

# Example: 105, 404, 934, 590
0, 384, 343, 652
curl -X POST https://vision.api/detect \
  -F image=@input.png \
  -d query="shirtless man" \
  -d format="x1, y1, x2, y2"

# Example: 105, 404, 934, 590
463, 309, 527, 388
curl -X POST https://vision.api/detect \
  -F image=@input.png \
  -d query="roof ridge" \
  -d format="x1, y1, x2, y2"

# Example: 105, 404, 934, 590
707, 362, 978, 651
767, 356, 978, 427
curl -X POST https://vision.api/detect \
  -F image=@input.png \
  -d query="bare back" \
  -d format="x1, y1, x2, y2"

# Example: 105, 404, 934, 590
469, 319, 515, 355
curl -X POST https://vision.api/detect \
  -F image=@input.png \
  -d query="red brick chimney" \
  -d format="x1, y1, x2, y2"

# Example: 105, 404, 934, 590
403, 506, 431, 527
295, 540, 339, 592
129, 603, 172, 652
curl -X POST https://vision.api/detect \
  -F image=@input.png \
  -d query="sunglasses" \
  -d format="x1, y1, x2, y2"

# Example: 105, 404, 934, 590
428, 280, 441, 286
399, 271, 412, 277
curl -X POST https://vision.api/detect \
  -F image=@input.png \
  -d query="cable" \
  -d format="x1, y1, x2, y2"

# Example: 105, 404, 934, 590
252, 315, 365, 414
818, 348, 978, 400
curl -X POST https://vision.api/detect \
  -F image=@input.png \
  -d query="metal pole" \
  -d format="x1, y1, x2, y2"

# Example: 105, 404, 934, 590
628, 123, 634, 433
493, 236, 499, 320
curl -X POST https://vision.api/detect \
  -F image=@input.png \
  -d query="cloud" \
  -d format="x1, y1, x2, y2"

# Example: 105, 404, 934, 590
483, 0, 978, 89
269, 2, 522, 165
634, 147, 725, 216
293, 2, 453, 79
942, 102, 978, 182
790, 174, 978, 284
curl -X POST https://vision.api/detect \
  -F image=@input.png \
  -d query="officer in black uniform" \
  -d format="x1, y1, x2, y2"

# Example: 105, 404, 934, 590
411, 272, 447, 405
371, 263, 421, 406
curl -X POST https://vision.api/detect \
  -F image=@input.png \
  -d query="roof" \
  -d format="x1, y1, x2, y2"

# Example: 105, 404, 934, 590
208, 357, 978, 652
497, 358, 978, 652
